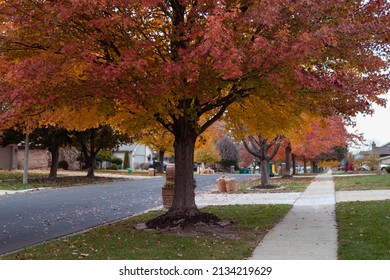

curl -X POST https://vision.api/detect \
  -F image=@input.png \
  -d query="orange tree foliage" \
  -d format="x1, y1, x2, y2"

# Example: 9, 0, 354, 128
289, 115, 349, 162
238, 143, 255, 169
0, 1, 389, 223
194, 143, 221, 167
194, 120, 223, 166
226, 94, 305, 181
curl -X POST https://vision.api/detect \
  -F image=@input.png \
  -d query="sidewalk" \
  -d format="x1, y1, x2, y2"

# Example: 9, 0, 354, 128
250, 171, 338, 260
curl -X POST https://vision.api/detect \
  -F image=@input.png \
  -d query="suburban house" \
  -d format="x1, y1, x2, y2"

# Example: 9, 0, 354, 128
381, 155, 390, 165
359, 142, 390, 166
112, 144, 153, 170
0, 145, 80, 170
1, 142, 154, 171
0, 145, 18, 170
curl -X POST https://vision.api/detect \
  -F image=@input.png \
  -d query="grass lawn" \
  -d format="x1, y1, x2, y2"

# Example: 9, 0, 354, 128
0, 170, 121, 191
237, 176, 311, 193
1, 204, 291, 260
337, 200, 390, 260
333, 173, 390, 191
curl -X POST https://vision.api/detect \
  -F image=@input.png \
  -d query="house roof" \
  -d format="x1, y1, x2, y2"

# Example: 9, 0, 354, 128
359, 142, 390, 157
382, 142, 390, 148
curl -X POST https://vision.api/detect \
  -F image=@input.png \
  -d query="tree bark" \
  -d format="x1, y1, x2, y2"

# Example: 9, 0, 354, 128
312, 161, 317, 174
145, 120, 221, 229
86, 156, 96, 178
170, 133, 199, 215
49, 144, 59, 178
81, 146, 96, 178
260, 159, 270, 186
303, 157, 307, 173
283, 143, 292, 178
157, 150, 165, 173
242, 135, 283, 187
292, 154, 297, 175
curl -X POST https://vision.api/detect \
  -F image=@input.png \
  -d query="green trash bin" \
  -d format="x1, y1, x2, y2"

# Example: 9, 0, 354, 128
240, 168, 249, 174
127, 168, 133, 175
269, 162, 275, 177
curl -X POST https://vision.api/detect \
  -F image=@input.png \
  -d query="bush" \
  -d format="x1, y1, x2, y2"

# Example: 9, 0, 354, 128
110, 157, 123, 165
386, 166, 390, 173
123, 151, 130, 169
58, 160, 69, 170
139, 162, 150, 170
107, 163, 118, 170
163, 181, 175, 188
354, 154, 381, 171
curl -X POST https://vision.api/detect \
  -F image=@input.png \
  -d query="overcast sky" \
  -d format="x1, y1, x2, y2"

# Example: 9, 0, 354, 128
347, 92, 390, 152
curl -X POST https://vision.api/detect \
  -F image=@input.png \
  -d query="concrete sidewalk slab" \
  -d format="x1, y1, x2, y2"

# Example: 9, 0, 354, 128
250, 172, 338, 260
336, 190, 390, 202
0, 189, 33, 196
196, 192, 301, 207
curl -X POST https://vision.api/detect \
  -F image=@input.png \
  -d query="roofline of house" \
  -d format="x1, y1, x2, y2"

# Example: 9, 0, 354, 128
381, 141, 390, 147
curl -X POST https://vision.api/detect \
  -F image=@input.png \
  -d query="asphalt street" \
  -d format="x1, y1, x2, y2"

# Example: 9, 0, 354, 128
0, 174, 259, 255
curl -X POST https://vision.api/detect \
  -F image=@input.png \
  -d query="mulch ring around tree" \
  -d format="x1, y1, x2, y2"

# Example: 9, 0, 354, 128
144, 212, 223, 229
134, 212, 262, 241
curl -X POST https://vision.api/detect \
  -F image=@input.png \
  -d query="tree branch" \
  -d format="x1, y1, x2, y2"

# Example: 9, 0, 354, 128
154, 113, 174, 133
199, 85, 254, 115
242, 138, 260, 158
198, 102, 229, 134
267, 136, 284, 160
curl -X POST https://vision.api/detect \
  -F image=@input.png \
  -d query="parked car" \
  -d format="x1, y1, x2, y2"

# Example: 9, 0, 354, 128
149, 161, 168, 171
358, 164, 370, 171
380, 164, 390, 171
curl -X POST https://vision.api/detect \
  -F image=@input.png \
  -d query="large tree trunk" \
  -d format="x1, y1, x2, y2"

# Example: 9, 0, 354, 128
81, 145, 96, 178
84, 130, 97, 178
283, 143, 292, 178
292, 154, 297, 175
260, 159, 270, 186
157, 150, 165, 173
303, 157, 307, 173
170, 135, 198, 215
145, 118, 221, 229
312, 161, 317, 174
49, 144, 60, 178
86, 154, 96, 178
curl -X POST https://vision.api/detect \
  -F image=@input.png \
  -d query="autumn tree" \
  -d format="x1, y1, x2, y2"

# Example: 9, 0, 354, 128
243, 135, 284, 187
136, 125, 174, 173
0, 125, 72, 178
1, 0, 389, 227
31, 126, 72, 178
215, 136, 239, 171
290, 115, 349, 173
0, 128, 24, 147
123, 151, 130, 170
283, 140, 293, 178
72, 125, 129, 178
227, 93, 304, 181
238, 143, 255, 170
194, 144, 221, 168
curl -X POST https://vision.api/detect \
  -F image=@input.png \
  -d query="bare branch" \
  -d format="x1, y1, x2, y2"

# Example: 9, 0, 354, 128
242, 138, 260, 158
